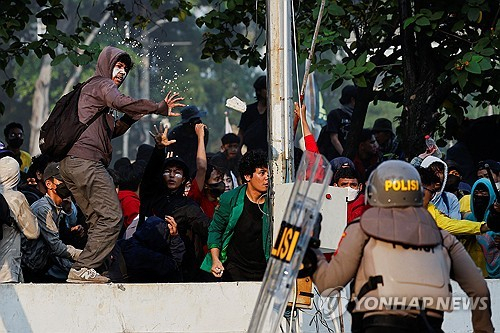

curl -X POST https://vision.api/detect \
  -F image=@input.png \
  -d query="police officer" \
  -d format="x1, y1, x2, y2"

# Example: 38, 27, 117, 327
312, 160, 494, 333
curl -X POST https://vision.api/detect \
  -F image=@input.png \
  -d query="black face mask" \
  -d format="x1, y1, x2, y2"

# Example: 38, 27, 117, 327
8, 138, 23, 149
445, 174, 461, 192
55, 183, 72, 199
207, 181, 225, 197
473, 195, 489, 221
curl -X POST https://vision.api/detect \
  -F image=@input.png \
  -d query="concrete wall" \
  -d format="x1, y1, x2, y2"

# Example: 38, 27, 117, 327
0, 280, 498, 332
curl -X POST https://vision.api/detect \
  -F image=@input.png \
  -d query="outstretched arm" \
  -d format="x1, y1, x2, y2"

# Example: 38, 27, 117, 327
193, 123, 208, 192
140, 125, 177, 197
294, 102, 319, 154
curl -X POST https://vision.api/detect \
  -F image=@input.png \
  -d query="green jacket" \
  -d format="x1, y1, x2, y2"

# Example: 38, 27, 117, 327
200, 184, 271, 272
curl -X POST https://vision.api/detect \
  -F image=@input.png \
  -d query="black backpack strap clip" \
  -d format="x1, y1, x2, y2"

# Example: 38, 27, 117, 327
347, 275, 384, 312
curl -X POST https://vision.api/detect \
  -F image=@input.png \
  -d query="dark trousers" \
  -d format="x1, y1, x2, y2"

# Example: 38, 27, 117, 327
222, 261, 265, 282
60, 156, 122, 270
353, 314, 444, 333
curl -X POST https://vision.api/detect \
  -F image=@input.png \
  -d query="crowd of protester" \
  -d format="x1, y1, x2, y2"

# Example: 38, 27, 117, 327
0, 71, 498, 284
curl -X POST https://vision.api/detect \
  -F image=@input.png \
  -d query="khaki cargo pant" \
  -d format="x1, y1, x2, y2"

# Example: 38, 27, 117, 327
60, 156, 122, 270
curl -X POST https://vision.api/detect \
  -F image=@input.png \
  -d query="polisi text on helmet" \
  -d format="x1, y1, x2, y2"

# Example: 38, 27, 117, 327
384, 179, 420, 192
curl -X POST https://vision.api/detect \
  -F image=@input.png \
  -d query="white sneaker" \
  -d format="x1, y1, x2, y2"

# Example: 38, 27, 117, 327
67, 268, 110, 284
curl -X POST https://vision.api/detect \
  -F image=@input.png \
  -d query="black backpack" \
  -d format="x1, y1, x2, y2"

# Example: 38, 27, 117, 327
39, 77, 106, 162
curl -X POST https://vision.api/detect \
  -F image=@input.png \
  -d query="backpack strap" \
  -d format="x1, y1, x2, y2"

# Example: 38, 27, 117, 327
85, 106, 109, 127
346, 275, 384, 312
79, 77, 110, 128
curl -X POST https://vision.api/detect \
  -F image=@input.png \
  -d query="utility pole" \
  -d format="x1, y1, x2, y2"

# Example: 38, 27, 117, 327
266, 0, 294, 221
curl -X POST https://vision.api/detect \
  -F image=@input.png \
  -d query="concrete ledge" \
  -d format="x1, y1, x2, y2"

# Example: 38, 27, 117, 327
0, 280, 498, 332
0, 282, 260, 333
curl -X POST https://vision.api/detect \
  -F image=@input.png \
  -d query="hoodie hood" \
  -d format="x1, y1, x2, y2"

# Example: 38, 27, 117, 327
95, 46, 129, 79
133, 217, 171, 253
421, 156, 448, 198
470, 178, 496, 222
0, 156, 20, 192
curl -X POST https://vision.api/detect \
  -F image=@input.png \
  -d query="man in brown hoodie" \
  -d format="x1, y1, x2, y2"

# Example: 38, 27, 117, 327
60, 46, 184, 283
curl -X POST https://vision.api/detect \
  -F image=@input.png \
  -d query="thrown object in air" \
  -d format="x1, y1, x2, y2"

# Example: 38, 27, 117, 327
225, 96, 247, 113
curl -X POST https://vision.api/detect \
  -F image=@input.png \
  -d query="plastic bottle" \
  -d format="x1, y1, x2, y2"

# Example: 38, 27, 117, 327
425, 135, 442, 158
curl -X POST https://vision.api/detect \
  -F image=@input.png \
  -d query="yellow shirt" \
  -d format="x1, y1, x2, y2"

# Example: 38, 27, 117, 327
19, 150, 31, 173
427, 203, 483, 235
459, 194, 471, 216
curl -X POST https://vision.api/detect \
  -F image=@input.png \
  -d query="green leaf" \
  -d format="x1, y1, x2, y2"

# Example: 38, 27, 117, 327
334, 63, 347, 75
353, 76, 367, 88
465, 61, 481, 74
227, 0, 235, 11
463, 52, 473, 61
451, 20, 465, 32
471, 55, 483, 62
78, 53, 92, 65
431, 11, 444, 20
365, 62, 376, 73
457, 71, 468, 90
403, 17, 415, 29
420, 9, 432, 16
474, 37, 490, 51
47, 40, 57, 49
51, 53, 66, 66
351, 66, 367, 75
416, 17, 430, 26
15, 55, 24, 66
467, 8, 480, 22
321, 78, 335, 90
370, 25, 381, 35
1, 78, 16, 97
479, 48, 494, 56
68, 52, 78, 65
479, 58, 492, 71
330, 79, 343, 91
328, 3, 345, 16
346, 59, 355, 70
356, 51, 367, 67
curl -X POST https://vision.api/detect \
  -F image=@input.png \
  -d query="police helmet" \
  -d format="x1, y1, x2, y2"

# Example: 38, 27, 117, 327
366, 160, 423, 207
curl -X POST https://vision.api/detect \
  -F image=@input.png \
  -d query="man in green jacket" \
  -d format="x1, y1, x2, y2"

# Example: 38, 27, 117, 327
201, 150, 271, 281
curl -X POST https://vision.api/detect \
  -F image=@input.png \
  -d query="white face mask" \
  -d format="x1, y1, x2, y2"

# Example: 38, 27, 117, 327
112, 66, 127, 81
347, 187, 359, 202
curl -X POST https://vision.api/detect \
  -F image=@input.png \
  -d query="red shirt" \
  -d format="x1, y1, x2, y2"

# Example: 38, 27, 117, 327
187, 178, 218, 219
118, 190, 140, 228
347, 193, 370, 225
304, 134, 320, 154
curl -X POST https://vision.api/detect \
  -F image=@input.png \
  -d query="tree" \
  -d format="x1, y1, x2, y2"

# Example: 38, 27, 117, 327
196, 0, 500, 159
0, 0, 193, 116
0, 0, 260, 157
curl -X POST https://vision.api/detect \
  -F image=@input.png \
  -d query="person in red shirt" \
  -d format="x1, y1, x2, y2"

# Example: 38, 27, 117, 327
116, 161, 145, 230
293, 102, 319, 154
188, 123, 225, 219
332, 165, 370, 225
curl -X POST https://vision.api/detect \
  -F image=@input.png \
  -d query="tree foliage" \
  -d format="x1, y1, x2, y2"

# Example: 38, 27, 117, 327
196, 0, 500, 158
0, 0, 193, 115
0, 0, 261, 155
1, 0, 498, 159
